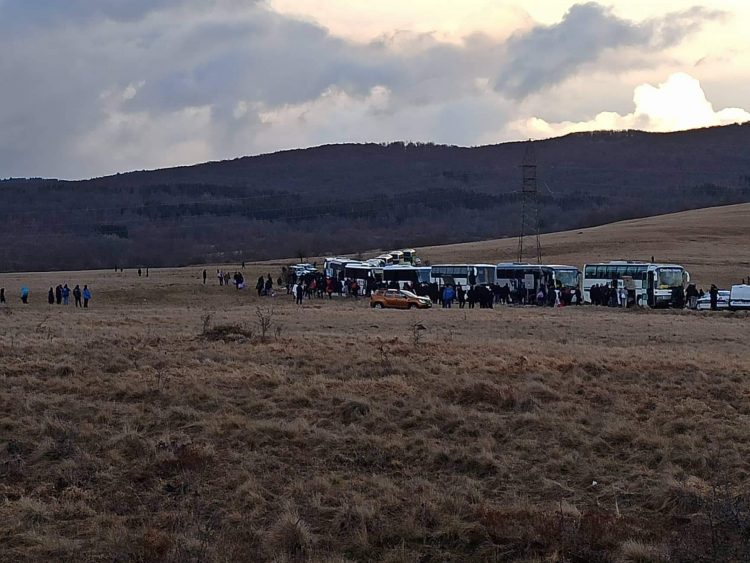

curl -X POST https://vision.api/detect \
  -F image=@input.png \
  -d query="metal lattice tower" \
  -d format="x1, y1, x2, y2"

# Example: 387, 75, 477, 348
517, 141, 542, 264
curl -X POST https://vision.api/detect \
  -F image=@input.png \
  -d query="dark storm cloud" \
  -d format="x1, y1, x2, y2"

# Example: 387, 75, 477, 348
0, 0, 208, 24
0, 1, 723, 178
494, 2, 724, 99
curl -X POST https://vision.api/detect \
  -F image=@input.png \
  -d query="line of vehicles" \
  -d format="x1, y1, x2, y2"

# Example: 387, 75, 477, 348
288, 250, 750, 311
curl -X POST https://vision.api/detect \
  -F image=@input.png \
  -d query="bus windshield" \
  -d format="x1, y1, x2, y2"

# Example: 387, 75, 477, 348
554, 269, 579, 288
657, 268, 684, 288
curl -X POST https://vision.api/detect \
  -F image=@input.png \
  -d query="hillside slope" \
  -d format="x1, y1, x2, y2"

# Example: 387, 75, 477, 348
2, 124, 750, 272
419, 203, 750, 288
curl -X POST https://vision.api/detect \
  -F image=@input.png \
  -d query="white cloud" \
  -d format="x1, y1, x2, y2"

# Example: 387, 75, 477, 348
0, 1, 744, 178
509, 72, 750, 138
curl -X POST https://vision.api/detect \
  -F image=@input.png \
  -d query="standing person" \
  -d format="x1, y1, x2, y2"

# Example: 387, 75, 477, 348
457, 285, 466, 308
62, 284, 70, 305
217, 270, 223, 286
202, 269, 207, 284
55, 285, 62, 305
709, 284, 719, 311
82, 285, 91, 308
48, 287, 55, 305
295, 282, 304, 305
256, 276, 264, 297
20, 287, 29, 304
146, 268, 149, 277
442, 285, 454, 308
0, 287, 5, 304
138, 268, 142, 277
265, 274, 273, 296
73, 285, 82, 308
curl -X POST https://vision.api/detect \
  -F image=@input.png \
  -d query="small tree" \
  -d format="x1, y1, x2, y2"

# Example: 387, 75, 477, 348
256, 306, 274, 342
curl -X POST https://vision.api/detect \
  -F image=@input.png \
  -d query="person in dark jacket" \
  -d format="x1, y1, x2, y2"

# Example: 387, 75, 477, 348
48, 287, 55, 305
709, 284, 719, 311
73, 285, 82, 307
295, 283, 304, 305
457, 286, 466, 308
55, 285, 62, 305
0, 287, 5, 304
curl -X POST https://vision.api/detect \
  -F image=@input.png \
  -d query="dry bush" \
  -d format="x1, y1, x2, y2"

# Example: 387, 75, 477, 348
201, 323, 254, 342
256, 306, 274, 342
267, 508, 314, 560
619, 539, 666, 562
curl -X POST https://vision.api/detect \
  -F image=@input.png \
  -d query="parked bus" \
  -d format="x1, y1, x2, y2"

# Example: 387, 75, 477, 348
401, 249, 418, 264
430, 264, 496, 288
344, 261, 383, 288
382, 265, 432, 289
495, 263, 580, 293
324, 257, 353, 280
582, 261, 689, 307
375, 254, 394, 266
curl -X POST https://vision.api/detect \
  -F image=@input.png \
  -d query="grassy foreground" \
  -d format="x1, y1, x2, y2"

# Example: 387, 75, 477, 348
1, 266, 749, 562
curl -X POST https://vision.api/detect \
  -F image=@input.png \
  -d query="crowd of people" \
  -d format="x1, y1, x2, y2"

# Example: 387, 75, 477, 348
209, 269, 283, 297
281, 269, 585, 309
0, 284, 91, 307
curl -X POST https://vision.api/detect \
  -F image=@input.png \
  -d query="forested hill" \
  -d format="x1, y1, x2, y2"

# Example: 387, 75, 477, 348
2, 123, 750, 272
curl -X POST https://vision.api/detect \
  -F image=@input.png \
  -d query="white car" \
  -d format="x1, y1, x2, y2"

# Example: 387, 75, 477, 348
696, 290, 730, 310
729, 285, 750, 310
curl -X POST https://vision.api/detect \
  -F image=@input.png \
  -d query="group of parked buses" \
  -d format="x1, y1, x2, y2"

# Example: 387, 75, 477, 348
298, 249, 692, 308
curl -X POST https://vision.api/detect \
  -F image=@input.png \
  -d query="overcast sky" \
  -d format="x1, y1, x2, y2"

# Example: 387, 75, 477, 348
1, 0, 749, 179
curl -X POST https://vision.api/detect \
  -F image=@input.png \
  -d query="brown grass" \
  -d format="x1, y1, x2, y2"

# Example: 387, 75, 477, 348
1, 206, 749, 561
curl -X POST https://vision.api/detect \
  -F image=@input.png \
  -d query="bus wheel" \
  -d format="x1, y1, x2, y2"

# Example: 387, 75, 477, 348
374, 303, 384, 309
408, 303, 415, 309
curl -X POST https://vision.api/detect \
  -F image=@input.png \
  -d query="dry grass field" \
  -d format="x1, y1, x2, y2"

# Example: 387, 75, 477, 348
1, 204, 750, 562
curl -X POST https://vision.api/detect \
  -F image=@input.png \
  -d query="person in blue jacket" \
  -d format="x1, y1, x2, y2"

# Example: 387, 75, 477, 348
82, 285, 92, 308
442, 285, 455, 308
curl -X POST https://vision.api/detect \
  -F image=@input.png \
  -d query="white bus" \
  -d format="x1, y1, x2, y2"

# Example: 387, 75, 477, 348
582, 261, 689, 307
495, 263, 581, 294
382, 265, 432, 289
324, 257, 354, 280
344, 261, 383, 288
430, 264, 496, 288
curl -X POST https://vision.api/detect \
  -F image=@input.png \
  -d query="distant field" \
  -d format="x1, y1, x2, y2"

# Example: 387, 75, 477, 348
419, 203, 750, 289
1, 205, 749, 561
